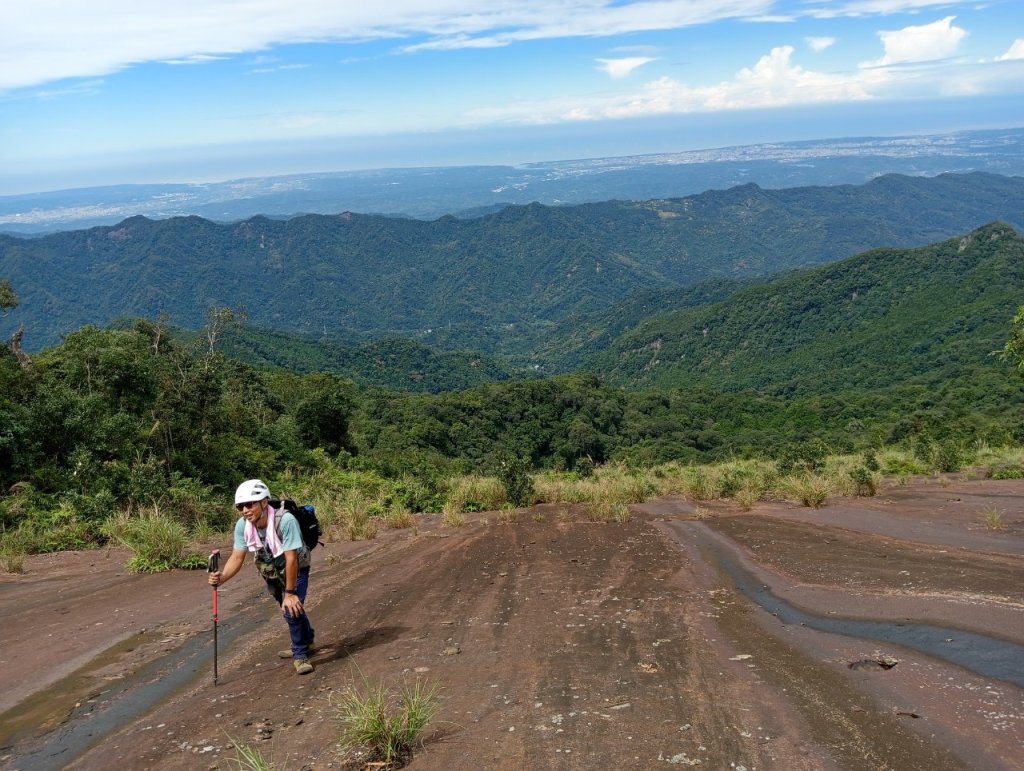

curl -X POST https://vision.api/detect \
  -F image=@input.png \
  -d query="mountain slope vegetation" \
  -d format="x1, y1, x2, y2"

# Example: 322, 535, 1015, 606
587, 222, 1024, 394
217, 326, 515, 393
3, 172, 1024, 350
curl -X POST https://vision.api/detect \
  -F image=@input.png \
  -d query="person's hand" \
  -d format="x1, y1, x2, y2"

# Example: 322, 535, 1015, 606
208, 571, 222, 587
282, 593, 304, 617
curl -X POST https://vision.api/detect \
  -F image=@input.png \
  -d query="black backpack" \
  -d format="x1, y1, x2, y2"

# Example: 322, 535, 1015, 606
271, 498, 324, 551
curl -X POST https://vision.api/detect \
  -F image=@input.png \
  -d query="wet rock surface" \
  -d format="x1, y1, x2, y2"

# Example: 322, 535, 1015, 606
0, 477, 1021, 769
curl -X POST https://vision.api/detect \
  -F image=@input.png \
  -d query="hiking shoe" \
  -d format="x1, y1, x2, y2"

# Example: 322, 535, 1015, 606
279, 646, 316, 659
293, 658, 314, 675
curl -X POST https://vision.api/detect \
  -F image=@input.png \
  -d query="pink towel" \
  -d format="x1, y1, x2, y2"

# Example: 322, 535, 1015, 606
244, 505, 284, 556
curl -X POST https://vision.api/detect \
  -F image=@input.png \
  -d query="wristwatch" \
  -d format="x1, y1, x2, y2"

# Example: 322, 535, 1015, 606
285, 589, 298, 595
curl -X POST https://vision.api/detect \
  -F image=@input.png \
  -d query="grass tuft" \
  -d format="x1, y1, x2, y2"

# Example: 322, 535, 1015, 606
778, 474, 831, 509
497, 508, 519, 525
223, 733, 280, 770
335, 675, 440, 767
383, 502, 416, 530
440, 505, 465, 527
983, 507, 1006, 531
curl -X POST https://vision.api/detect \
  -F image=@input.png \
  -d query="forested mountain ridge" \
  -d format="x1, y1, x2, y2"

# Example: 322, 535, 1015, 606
217, 327, 515, 393
2, 172, 1023, 350
586, 222, 1024, 394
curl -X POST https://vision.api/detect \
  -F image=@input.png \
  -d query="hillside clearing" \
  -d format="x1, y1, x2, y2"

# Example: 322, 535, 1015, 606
1, 477, 1021, 770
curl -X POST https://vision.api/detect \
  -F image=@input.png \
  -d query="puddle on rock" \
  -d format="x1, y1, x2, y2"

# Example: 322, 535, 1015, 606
1, 609, 262, 771
674, 522, 1024, 688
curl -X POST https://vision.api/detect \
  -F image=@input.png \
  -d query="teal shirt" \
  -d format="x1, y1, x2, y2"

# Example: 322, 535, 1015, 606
233, 508, 310, 566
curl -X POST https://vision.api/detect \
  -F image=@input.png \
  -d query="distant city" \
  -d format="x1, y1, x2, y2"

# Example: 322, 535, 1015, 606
1, 127, 1021, 235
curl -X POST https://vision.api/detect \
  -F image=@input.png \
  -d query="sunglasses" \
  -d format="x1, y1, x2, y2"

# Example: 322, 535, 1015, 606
235, 500, 263, 512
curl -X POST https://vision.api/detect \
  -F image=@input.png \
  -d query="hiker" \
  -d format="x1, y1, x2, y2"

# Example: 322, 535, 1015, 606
207, 479, 316, 674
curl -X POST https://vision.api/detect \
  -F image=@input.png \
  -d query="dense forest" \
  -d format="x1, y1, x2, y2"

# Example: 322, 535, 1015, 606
1, 295, 1022, 558
589, 222, 1024, 393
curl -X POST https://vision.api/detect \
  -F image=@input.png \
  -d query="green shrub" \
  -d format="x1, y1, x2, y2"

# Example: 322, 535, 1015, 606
878, 449, 929, 476
679, 466, 717, 500
990, 464, 1024, 480
776, 440, 829, 475
166, 474, 222, 529
102, 506, 204, 572
913, 438, 964, 474
574, 455, 596, 478
496, 455, 535, 507
849, 466, 878, 496
863, 450, 881, 473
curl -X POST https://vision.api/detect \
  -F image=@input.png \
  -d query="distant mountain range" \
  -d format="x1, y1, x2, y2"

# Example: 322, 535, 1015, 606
184, 221, 1024, 397
1, 127, 1022, 234
3, 172, 1023, 354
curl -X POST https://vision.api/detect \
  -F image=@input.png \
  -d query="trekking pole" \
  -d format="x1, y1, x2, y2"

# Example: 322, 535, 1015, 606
207, 549, 220, 685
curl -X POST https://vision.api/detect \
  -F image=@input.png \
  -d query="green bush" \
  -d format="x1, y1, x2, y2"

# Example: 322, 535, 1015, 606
102, 507, 204, 572
776, 440, 829, 475
849, 466, 878, 496
496, 455, 535, 507
990, 464, 1024, 479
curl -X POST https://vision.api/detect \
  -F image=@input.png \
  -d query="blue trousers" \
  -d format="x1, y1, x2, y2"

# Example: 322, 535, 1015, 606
266, 566, 315, 659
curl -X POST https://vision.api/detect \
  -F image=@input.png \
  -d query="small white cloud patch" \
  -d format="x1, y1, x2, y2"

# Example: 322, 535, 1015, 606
805, 36, 835, 53
596, 57, 655, 78
997, 39, 1024, 62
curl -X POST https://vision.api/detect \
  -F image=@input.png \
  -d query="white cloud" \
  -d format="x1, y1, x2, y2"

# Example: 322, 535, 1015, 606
163, 54, 229, 66
465, 45, 882, 125
33, 80, 106, 101
805, 0, 969, 19
596, 57, 655, 78
997, 39, 1024, 61
861, 16, 966, 68
805, 36, 836, 52
0, 0, 775, 91
250, 64, 310, 74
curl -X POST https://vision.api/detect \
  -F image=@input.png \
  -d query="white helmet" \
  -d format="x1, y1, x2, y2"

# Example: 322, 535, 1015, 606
234, 479, 271, 506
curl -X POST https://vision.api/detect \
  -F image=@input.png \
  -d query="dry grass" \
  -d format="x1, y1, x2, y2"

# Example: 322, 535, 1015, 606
497, 508, 519, 525
445, 475, 506, 513
733, 481, 761, 511
533, 464, 652, 508
983, 507, 1006, 530
0, 549, 25, 574
440, 505, 465, 528
777, 473, 832, 508
337, 491, 380, 541
382, 503, 416, 530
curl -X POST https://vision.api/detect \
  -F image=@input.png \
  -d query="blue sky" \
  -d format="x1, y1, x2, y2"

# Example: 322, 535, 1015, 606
1, 0, 1023, 195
